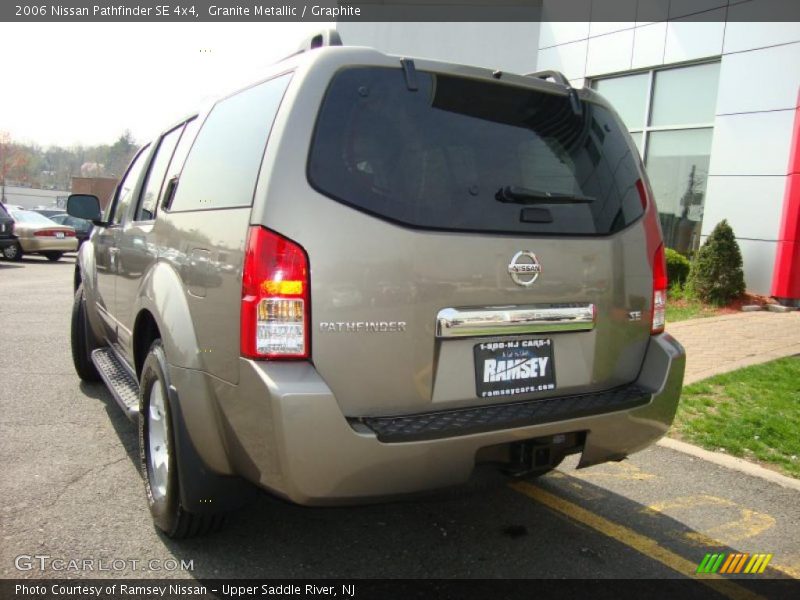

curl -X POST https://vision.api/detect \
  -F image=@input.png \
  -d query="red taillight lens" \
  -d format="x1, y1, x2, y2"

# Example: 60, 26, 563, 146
241, 226, 310, 360
636, 178, 668, 334
652, 243, 667, 334
34, 229, 75, 237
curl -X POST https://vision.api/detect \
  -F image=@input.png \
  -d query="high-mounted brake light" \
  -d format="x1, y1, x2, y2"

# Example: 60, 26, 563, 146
241, 226, 310, 359
636, 179, 668, 334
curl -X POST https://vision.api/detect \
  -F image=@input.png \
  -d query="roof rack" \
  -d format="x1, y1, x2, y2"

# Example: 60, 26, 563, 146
525, 69, 572, 88
296, 29, 343, 53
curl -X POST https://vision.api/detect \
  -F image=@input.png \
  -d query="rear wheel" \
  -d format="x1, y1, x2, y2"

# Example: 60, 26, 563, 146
70, 284, 101, 382
139, 340, 224, 538
2, 242, 22, 261
44, 251, 63, 262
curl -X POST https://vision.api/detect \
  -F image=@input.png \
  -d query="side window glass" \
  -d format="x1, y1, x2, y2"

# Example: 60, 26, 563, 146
170, 73, 291, 211
160, 117, 199, 208
110, 146, 150, 224
135, 125, 183, 221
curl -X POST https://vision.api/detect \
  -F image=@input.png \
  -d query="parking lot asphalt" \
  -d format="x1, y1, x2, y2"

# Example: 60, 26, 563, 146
1, 258, 798, 591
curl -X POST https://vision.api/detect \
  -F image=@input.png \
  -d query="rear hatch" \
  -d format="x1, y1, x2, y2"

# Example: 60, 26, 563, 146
295, 66, 657, 416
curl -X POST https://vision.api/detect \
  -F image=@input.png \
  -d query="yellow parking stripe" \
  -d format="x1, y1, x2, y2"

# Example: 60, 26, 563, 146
509, 481, 765, 600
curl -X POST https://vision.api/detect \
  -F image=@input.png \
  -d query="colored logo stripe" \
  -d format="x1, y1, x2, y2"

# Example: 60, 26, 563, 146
698, 553, 774, 574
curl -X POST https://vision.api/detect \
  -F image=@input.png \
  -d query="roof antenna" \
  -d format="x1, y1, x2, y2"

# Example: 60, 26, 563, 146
296, 29, 343, 53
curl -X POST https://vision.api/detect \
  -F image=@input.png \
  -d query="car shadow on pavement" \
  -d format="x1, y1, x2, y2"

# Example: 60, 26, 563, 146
81, 379, 796, 584
80, 381, 140, 465
149, 465, 793, 585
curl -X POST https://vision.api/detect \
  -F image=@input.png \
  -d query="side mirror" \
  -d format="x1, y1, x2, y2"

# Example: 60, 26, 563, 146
67, 194, 102, 223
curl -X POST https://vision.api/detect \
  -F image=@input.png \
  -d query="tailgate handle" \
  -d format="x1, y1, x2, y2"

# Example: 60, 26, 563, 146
436, 304, 595, 338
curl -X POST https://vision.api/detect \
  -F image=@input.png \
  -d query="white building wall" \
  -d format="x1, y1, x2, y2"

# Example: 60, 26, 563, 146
537, 1, 800, 294
336, 22, 540, 75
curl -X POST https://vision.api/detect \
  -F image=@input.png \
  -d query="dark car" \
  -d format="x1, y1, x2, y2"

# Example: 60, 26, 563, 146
0, 202, 16, 252
50, 213, 93, 247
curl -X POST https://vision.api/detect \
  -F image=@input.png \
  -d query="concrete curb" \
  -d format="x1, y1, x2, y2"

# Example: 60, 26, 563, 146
658, 437, 800, 492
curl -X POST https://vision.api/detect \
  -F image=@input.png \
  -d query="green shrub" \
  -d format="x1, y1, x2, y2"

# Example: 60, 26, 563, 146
665, 247, 690, 287
687, 220, 746, 305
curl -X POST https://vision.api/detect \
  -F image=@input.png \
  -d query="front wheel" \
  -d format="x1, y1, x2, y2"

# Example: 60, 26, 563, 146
3, 242, 22, 261
44, 251, 63, 262
139, 340, 224, 539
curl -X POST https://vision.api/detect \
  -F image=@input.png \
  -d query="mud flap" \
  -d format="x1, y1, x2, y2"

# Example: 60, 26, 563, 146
167, 384, 258, 515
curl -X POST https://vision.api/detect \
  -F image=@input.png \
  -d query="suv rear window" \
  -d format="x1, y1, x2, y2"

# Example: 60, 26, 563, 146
309, 67, 644, 236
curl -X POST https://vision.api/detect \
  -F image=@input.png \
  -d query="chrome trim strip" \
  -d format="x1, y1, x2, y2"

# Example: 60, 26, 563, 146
436, 304, 595, 338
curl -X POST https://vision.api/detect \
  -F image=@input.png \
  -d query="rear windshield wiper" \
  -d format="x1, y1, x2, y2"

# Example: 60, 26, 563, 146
495, 186, 595, 205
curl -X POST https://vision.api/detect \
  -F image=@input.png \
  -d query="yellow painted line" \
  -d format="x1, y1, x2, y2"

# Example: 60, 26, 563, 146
571, 460, 657, 482
645, 494, 735, 514
704, 509, 776, 543
509, 481, 765, 600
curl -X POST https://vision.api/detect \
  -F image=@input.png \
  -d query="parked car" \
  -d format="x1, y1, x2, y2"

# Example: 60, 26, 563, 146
50, 214, 93, 248
0, 202, 16, 253
3, 209, 77, 261
67, 32, 685, 539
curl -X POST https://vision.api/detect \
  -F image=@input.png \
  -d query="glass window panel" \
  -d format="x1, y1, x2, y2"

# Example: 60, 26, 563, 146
594, 73, 649, 130
136, 125, 183, 221
650, 63, 720, 127
645, 128, 713, 253
108, 145, 150, 224
170, 74, 291, 212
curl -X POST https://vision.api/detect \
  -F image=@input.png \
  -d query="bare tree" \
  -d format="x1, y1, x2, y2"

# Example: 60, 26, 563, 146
0, 131, 30, 202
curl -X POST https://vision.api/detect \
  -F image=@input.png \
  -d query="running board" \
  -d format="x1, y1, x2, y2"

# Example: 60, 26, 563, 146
91, 348, 140, 421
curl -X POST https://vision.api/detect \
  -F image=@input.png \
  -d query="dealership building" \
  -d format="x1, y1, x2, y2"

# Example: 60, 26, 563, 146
339, 7, 800, 302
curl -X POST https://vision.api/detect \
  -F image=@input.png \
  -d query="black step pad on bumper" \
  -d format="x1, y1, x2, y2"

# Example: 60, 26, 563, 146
355, 385, 652, 443
92, 348, 140, 421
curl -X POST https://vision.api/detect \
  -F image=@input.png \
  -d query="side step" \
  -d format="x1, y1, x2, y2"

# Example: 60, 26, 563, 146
91, 348, 140, 421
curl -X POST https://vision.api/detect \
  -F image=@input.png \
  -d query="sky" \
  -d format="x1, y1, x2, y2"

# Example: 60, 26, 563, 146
0, 22, 328, 148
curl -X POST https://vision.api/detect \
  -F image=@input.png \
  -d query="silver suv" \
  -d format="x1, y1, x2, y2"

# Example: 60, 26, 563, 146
67, 32, 685, 538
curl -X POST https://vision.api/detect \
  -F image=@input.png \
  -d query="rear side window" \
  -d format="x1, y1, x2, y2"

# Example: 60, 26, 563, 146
0, 204, 9, 218
309, 68, 644, 235
136, 124, 184, 221
170, 73, 292, 212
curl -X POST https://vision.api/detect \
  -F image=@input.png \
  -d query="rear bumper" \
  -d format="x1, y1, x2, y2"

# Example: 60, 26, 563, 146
207, 333, 685, 505
19, 236, 78, 253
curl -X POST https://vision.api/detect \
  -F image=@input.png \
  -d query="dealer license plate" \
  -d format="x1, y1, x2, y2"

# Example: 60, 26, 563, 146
55, 232, 64, 239
474, 338, 556, 399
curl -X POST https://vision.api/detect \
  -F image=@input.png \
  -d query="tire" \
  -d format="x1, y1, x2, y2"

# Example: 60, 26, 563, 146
44, 251, 63, 262
139, 340, 224, 539
3, 242, 22, 261
70, 285, 101, 382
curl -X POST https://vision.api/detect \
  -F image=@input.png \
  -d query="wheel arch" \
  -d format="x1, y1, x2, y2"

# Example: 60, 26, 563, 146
133, 261, 250, 511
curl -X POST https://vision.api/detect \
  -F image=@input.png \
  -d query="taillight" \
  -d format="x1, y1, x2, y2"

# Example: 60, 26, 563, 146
240, 226, 310, 360
34, 229, 75, 237
636, 178, 668, 334
652, 243, 667, 334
